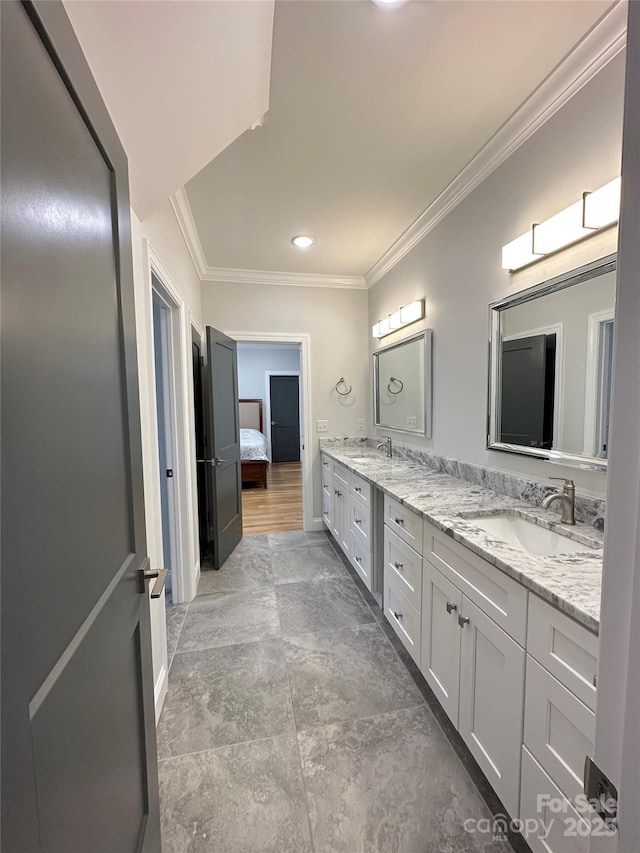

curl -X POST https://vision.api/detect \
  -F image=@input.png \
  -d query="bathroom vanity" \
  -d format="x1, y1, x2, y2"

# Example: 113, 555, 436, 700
321, 444, 606, 852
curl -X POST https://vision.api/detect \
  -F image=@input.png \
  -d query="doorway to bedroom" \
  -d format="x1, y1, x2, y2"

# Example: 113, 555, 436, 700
237, 342, 303, 535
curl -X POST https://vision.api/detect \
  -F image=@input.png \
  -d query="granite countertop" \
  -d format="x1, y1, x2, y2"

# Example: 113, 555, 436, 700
321, 446, 604, 634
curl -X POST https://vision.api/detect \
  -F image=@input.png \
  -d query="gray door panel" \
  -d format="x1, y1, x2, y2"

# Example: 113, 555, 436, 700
204, 327, 243, 568
1, 3, 159, 850
270, 375, 301, 463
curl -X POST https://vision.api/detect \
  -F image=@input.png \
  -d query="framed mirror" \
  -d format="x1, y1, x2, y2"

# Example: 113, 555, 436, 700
373, 330, 433, 437
488, 254, 616, 471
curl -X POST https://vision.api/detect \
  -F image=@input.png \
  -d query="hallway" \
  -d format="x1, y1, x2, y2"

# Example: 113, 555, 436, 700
159, 531, 512, 853
241, 461, 303, 535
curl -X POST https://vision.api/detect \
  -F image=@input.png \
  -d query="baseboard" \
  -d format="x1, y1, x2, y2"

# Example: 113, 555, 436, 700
309, 516, 325, 532
154, 663, 168, 724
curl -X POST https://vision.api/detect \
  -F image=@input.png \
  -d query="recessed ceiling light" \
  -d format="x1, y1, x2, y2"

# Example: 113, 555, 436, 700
291, 235, 316, 249
371, 0, 408, 8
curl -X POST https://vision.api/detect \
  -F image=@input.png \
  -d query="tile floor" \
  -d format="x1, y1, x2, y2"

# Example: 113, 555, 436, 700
159, 530, 514, 853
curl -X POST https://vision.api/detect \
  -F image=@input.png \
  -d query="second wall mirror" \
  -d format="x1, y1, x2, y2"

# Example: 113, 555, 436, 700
488, 254, 616, 470
373, 330, 433, 437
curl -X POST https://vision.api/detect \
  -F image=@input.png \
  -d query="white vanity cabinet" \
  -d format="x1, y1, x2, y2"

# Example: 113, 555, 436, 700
383, 498, 424, 664
519, 595, 604, 853
350, 474, 373, 590
420, 521, 526, 819
330, 460, 351, 558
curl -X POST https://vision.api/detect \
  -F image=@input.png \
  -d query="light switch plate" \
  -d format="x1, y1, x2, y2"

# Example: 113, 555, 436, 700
317, 419, 329, 433
406, 416, 417, 429
357, 419, 365, 431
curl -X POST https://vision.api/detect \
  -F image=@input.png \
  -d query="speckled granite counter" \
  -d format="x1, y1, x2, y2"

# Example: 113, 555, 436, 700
321, 446, 604, 634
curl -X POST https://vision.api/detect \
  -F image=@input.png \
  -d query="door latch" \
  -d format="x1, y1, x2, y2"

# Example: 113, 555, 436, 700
166, 469, 173, 478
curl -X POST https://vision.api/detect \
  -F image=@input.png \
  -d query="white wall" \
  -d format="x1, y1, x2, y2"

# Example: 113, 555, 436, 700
369, 52, 626, 500
237, 344, 301, 402
201, 283, 369, 520
131, 200, 203, 718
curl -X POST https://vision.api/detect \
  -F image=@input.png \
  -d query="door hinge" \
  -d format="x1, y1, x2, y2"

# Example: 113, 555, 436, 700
584, 756, 618, 833
200, 356, 205, 366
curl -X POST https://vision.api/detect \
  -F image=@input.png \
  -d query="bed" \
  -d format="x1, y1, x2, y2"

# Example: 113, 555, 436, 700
239, 399, 269, 489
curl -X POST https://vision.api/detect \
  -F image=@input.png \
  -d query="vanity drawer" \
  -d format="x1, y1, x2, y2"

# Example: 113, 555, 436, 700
322, 494, 332, 528
524, 656, 595, 804
351, 502, 372, 549
520, 747, 593, 853
384, 527, 422, 611
322, 471, 333, 500
384, 495, 423, 553
351, 532, 371, 589
384, 572, 421, 666
423, 520, 528, 645
321, 453, 331, 472
332, 460, 350, 488
527, 594, 598, 711
351, 472, 372, 508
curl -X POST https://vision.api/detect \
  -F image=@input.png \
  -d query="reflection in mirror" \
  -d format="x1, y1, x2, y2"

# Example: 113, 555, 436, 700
488, 256, 615, 470
374, 330, 432, 437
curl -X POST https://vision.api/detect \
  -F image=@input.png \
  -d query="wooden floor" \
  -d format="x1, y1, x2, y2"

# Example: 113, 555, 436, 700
242, 461, 303, 535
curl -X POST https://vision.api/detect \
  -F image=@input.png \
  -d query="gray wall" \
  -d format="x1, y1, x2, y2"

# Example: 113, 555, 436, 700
237, 344, 301, 405
369, 53, 626, 499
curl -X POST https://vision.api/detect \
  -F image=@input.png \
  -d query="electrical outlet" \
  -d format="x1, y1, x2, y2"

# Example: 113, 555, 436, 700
317, 419, 329, 433
407, 416, 417, 429
357, 419, 365, 431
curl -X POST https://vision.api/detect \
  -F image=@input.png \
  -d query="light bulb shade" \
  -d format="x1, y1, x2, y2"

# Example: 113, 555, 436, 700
532, 200, 588, 255
372, 322, 381, 338
399, 300, 425, 324
501, 231, 542, 271
377, 316, 391, 337
583, 177, 621, 229
389, 310, 402, 329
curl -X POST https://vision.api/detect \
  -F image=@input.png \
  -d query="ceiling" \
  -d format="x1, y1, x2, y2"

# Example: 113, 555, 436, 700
184, 0, 614, 279
64, 0, 274, 218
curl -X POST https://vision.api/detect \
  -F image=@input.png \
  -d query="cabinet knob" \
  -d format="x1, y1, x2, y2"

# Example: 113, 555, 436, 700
355, 556, 362, 563
593, 674, 598, 688
395, 517, 405, 526
355, 486, 361, 492
393, 610, 403, 620
394, 562, 403, 570
446, 602, 457, 614
355, 518, 362, 525
458, 614, 470, 628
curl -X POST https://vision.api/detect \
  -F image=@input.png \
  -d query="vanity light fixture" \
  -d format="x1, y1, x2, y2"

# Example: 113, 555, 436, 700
291, 234, 316, 249
372, 299, 425, 339
501, 177, 621, 271
371, 0, 408, 8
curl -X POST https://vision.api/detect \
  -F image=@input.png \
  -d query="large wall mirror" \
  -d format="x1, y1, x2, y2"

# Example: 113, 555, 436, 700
488, 255, 616, 471
373, 330, 433, 437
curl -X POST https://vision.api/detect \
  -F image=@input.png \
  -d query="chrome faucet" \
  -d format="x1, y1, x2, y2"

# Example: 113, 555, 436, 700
541, 478, 576, 525
376, 436, 393, 458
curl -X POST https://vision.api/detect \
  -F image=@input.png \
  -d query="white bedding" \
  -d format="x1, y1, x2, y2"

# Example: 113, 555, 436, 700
240, 428, 269, 462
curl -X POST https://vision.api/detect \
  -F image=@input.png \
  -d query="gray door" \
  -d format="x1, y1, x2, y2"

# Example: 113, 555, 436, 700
1, 3, 160, 851
204, 327, 243, 568
500, 334, 555, 449
270, 375, 301, 463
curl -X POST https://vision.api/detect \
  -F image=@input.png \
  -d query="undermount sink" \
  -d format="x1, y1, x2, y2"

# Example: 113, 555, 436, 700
466, 513, 597, 557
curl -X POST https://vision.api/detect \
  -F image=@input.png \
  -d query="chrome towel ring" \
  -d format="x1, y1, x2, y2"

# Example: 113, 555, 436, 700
335, 377, 352, 396
388, 376, 404, 395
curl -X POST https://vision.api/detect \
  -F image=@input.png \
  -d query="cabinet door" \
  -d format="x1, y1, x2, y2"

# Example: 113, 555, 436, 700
331, 480, 342, 543
421, 560, 462, 726
340, 489, 351, 558
459, 597, 525, 819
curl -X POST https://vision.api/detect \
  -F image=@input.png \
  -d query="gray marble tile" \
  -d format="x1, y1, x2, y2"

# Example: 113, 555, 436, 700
159, 735, 313, 853
178, 587, 281, 652
276, 578, 375, 636
197, 551, 274, 595
270, 544, 350, 584
158, 640, 294, 759
283, 624, 422, 730
166, 602, 189, 664
267, 530, 329, 550
298, 705, 512, 853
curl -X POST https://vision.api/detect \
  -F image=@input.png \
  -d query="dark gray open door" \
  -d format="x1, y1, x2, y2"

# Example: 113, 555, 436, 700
500, 334, 554, 449
1, 3, 160, 851
203, 327, 243, 568
270, 375, 301, 463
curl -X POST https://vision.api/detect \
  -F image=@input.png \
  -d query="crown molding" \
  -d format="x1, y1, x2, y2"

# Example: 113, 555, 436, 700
170, 187, 366, 289
169, 187, 208, 278
364, 0, 628, 288
200, 266, 366, 289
